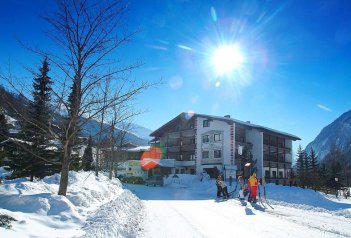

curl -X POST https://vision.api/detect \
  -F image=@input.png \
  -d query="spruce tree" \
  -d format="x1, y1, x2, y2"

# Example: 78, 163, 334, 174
82, 136, 94, 171
303, 150, 311, 187
296, 145, 306, 188
318, 163, 329, 191
323, 143, 344, 191
308, 148, 319, 190
0, 108, 9, 165
8, 57, 56, 181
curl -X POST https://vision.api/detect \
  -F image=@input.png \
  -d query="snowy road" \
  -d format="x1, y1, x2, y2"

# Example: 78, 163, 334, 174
127, 184, 351, 238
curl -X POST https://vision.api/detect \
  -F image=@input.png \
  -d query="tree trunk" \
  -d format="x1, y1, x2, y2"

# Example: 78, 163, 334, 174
109, 146, 114, 180
95, 148, 99, 177
58, 158, 70, 196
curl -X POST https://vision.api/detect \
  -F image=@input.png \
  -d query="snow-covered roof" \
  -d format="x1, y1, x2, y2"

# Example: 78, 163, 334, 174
0, 137, 33, 145
125, 146, 150, 152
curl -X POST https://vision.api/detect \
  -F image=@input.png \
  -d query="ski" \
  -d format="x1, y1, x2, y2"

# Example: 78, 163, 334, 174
261, 198, 274, 209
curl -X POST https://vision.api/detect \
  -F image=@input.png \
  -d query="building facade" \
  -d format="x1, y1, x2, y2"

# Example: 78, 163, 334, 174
150, 112, 300, 184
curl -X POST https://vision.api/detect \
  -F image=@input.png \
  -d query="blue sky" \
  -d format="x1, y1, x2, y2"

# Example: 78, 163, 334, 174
1, 0, 351, 153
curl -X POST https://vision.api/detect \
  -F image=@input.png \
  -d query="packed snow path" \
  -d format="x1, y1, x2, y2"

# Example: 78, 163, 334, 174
127, 184, 351, 238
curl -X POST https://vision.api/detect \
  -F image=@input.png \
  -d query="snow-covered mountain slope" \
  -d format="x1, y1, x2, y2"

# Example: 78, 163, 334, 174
79, 118, 152, 146
0, 86, 151, 145
306, 109, 351, 160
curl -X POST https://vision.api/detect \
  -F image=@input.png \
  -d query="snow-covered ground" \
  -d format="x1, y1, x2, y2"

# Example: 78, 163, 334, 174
1, 170, 351, 237
0, 169, 144, 238
126, 174, 351, 238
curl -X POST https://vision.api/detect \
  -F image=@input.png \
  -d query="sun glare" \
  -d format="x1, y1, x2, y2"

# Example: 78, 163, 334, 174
211, 44, 244, 76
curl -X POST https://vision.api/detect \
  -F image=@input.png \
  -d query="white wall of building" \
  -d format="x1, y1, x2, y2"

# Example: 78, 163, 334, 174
246, 129, 263, 179
121, 160, 148, 179
196, 117, 231, 174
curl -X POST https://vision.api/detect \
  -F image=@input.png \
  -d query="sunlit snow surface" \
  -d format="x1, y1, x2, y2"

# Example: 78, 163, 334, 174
0, 171, 350, 237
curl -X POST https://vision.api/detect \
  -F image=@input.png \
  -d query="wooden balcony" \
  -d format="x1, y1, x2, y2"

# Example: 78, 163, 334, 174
175, 160, 196, 167
201, 158, 223, 165
182, 144, 196, 151
263, 161, 292, 169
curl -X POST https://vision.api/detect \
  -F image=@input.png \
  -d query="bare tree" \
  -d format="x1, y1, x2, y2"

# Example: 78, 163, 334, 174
31, 0, 155, 196
107, 99, 140, 179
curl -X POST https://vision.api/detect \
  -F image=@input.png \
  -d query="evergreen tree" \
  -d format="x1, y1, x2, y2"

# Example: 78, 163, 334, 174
318, 163, 329, 191
303, 150, 311, 187
82, 136, 94, 171
323, 143, 344, 190
308, 148, 319, 190
8, 57, 57, 181
296, 145, 306, 187
0, 108, 9, 164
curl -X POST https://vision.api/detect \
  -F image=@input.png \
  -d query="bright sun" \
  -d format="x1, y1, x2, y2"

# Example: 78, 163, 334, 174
211, 44, 244, 76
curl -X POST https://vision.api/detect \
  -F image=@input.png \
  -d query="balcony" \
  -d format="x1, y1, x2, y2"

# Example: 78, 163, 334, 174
201, 158, 223, 165
182, 129, 195, 137
168, 146, 180, 153
263, 144, 292, 154
263, 161, 292, 169
182, 144, 196, 151
175, 160, 196, 167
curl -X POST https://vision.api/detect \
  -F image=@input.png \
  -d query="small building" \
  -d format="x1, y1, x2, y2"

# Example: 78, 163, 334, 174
100, 144, 150, 179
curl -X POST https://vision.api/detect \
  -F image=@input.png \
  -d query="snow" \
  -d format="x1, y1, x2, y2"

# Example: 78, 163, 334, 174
127, 175, 351, 238
1, 170, 351, 237
0, 169, 144, 238
4, 114, 17, 126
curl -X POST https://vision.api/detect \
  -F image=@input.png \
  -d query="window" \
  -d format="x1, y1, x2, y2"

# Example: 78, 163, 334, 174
272, 171, 277, 178
203, 120, 210, 127
202, 151, 209, 159
190, 154, 195, 160
192, 138, 196, 144
214, 150, 221, 158
265, 170, 270, 178
214, 133, 222, 141
279, 171, 283, 178
202, 135, 209, 143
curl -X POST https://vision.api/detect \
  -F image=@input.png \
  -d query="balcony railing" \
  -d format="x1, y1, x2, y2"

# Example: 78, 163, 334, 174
182, 144, 196, 151
201, 158, 223, 165
175, 160, 196, 167
263, 161, 292, 169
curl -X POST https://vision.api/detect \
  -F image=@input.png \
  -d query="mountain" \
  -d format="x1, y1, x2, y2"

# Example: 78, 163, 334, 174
80, 119, 152, 146
0, 85, 152, 146
305, 109, 351, 160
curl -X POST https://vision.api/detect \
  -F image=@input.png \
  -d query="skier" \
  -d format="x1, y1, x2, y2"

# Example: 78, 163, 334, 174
219, 177, 229, 199
237, 176, 247, 200
248, 172, 259, 203
216, 175, 223, 198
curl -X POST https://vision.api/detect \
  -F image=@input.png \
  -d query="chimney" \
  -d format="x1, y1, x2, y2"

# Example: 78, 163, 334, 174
246, 121, 251, 124
224, 115, 231, 118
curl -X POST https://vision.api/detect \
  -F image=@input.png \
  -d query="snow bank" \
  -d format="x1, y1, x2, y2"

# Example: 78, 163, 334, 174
0, 170, 145, 237
264, 184, 351, 218
82, 190, 145, 238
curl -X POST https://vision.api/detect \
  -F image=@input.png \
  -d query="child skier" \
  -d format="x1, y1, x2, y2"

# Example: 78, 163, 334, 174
219, 178, 229, 199
237, 176, 247, 200
216, 175, 223, 198
248, 172, 259, 203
